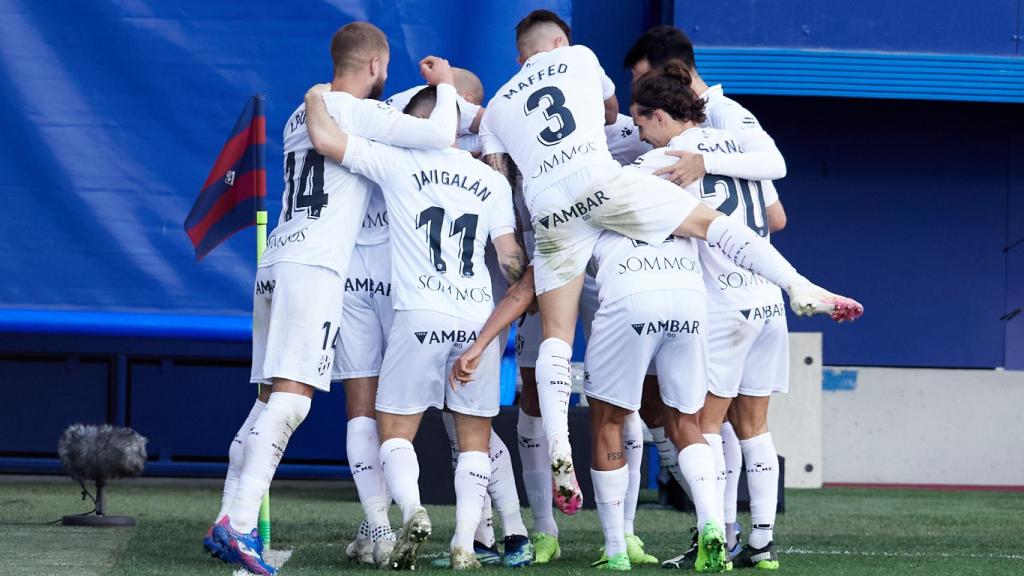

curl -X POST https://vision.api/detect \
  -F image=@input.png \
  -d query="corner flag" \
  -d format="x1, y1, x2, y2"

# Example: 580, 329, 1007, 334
184, 96, 267, 260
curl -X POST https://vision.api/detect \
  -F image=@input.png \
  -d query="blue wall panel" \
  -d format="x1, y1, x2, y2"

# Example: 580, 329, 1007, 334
743, 96, 1011, 367
675, 0, 1022, 56
0, 358, 110, 454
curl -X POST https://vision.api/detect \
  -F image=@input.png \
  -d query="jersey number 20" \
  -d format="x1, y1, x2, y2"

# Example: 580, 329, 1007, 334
525, 87, 577, 146
417, 206, 479, 277
700, 175, 769, 237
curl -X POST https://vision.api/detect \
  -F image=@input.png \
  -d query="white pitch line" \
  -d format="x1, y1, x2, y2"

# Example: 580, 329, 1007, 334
232, 548, 293, 576
780, 547, 1024, 561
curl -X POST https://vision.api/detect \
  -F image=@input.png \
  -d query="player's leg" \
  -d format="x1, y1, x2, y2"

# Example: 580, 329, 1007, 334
377, 411, 431, 571
516, 310, 561, 561
653, 290, 726, 572
215, 262, 340, 576
535, 273, 586, 515
701, 394, 731, 537
445, 321, 508, 569
486, 428, 533, 567
344, 376, 395, 562
672, 203, 862, 321
731, 317, 788, 570
449, 412, 493, 569
720, 416, 743, 556
588, 398, 632, 570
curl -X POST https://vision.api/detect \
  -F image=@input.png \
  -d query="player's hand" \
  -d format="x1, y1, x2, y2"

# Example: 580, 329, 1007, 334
449, 346, 483, 390
420, 56, 455, 87
654, 150, 706, 187
304, 83, 332, 103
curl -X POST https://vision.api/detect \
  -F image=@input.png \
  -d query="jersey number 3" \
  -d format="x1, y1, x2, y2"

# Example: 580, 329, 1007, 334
525, 87, 576, 146
284, 150, 327, 221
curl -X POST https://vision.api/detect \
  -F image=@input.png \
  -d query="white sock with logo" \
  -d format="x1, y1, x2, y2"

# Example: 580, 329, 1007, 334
703, 433, 727, 527
217, 398, 266, 522
622, 411, 643, 536
347, 416, 392, 539
227, 392, 311, 532
453, 451, 491, 553
721, 421, 742, 547
706, 215, 807, 291
592, 466, 629, 557
488, 428, 528, 538
649, 426, 688, 494
741, 433, 779, 549
535, 338, 574, 452
475, 494, 496, 548
517, 409, 557, 536
379, 438, 421, 524
678, 443, 723, 534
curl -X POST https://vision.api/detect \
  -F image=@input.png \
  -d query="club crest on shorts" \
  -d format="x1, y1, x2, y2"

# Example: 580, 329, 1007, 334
317, 353, 331, 376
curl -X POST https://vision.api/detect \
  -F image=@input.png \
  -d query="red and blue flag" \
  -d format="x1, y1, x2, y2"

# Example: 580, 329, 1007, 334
184, 95, 267, 260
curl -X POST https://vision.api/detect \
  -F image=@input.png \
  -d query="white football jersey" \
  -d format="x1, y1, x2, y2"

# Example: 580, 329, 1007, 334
632, 127, 783, 312
699, 84, 781, 200
262, 86, 457, 272
588, 233, 703, 306
480, 44, 618, 199
357, 187, 389, 246
342, 137, 516, 322
604, 113, 650, 166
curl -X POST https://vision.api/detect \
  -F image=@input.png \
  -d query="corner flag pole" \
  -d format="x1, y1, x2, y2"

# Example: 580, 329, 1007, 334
253, 94, 272, 549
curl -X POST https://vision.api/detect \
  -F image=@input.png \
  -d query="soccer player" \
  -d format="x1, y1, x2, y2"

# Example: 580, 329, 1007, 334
479, 9, 861, 528
624, 26, 796, 569
629, 62, 810, 571
338, 67, 495, 569
204, 23, 458, 576
303, 83, 530, 570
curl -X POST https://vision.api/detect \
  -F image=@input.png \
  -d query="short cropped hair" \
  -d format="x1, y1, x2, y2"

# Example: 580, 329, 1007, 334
402, 86, 461, 124
623, 25, 695, 71
515, 9, 571, 44
331, 22, 389, 74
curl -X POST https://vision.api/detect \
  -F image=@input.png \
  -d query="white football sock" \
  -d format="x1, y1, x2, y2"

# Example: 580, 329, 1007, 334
622, 412, 643, 536
453, 451, 491, 552
706, 215, 806, 291
721, 421, 742, 547
649, 426, 688, 495
703, 433, 727, 527
489, 428, 528, 538
535, 338, 573, 446
592, 466, 629, 557
741, 433, 779, 549
475, 494, 496, 547
517, 409, 557, 537
347, 416, 392, 538
227, 392, 310, 532
217, 398, 265, 521
678, 443, 723, 534
380, 438, 421, 524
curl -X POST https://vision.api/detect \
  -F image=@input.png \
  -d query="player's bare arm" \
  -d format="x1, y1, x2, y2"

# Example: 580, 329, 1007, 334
449, 267, 536, 386
492, 233, 528, 284
304, 83, 349, 162
767, 200, 787, 233
482, 152, 517, 190
604, 94, 619, 125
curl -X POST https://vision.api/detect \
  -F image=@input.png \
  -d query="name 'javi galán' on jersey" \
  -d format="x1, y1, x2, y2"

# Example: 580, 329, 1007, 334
341, 136, 516, 322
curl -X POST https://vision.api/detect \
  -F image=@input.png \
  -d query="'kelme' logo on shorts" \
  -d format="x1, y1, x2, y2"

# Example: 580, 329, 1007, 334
414, 330, 479, 345
630, 319, 700, 336
536, 190, 609, 229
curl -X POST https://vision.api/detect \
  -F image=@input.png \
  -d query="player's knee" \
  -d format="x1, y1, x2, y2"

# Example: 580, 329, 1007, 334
267, 391, 312, 429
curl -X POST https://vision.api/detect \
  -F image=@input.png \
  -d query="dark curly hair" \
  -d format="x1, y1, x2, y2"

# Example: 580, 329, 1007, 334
631, 61, 706, 124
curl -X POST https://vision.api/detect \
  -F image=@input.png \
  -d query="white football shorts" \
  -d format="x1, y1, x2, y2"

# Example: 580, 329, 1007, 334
376, 309, 501, 417
584, 289, 708, 413
529, 165, 698, 294
706, 304, 790, 398
251, 261, 344, 392
332, 242, 394, 381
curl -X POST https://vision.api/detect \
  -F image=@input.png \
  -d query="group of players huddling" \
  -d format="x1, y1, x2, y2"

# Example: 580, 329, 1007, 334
201, 10, 863, 575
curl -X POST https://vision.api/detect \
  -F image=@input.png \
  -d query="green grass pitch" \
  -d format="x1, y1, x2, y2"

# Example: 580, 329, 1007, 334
1, 477, 1022, 576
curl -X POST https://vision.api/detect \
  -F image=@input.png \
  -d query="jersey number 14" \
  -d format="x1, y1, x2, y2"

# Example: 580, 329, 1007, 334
284, 150, 327, 221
